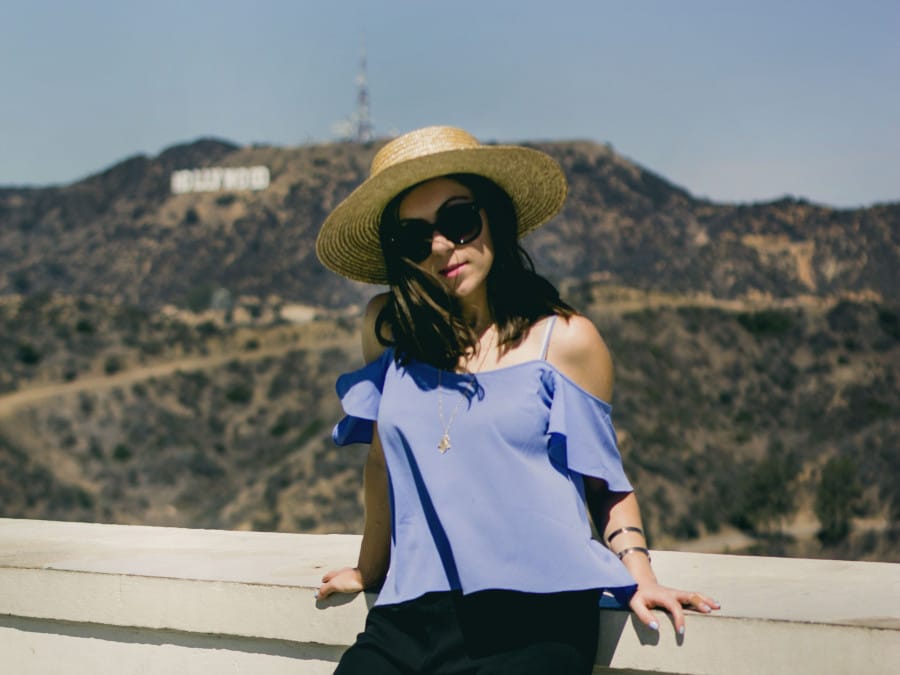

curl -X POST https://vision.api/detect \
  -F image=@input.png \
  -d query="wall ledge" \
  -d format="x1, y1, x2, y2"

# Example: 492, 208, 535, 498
1, 518, 897, 674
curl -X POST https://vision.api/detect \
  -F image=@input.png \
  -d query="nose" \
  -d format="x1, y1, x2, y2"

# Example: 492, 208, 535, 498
429, 229, 456, 256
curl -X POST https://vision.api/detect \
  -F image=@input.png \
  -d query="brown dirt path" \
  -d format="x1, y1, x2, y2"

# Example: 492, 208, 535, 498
0, 334, 355, 419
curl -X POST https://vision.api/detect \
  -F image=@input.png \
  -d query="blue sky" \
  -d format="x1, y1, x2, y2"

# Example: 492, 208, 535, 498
1, 0, 898, 207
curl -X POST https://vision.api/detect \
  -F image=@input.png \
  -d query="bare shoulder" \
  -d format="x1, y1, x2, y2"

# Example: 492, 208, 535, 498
362, 293, 391, 363
546, 314, 614, 402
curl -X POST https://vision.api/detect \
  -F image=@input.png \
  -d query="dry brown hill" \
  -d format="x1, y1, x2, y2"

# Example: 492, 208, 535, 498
1, 138, 896, 309
0, 138, 897, 562
1, 291, 896, 561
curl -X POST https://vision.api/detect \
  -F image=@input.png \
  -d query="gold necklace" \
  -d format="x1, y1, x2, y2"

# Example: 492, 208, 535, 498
436, 327, 496, 453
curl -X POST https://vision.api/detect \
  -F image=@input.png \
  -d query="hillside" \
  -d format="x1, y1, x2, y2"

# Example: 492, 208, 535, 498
0, 137, 897, 562
1, 138, 897, 310
1, 291, 896, 561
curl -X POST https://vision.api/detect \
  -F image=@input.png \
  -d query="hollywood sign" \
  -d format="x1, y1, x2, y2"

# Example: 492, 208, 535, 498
170, 166, 270, 194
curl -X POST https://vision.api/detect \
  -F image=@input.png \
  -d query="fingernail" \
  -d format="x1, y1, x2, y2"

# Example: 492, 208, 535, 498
678, 625, 685, 636
700, 603, 710, 612
713, 599, 721, 607
314, 591, 319, 599
649, 621, 659, 631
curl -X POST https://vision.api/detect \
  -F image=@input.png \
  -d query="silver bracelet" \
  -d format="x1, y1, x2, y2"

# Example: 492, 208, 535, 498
616, 546, 651, 563
606, 526, 644, 545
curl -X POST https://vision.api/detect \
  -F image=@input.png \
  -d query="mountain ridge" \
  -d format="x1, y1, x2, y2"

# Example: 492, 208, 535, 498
2, 138, 896, 311
1, 137, 896, 561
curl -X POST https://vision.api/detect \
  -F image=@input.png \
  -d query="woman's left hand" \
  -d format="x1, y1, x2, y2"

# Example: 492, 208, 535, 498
628, 582, 720, 635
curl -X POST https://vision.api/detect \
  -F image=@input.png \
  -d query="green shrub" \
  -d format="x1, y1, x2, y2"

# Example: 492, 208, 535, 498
187, 451, 224, 478
141, 339, 163, 356
877, 307, 899, 341
12, 272, 30, 293
672, 515, 700, 540
184, 207, 199, 225
184, 284, 214, 313
269, 414, 291, 437
815, 455, 862, 544
737, 310, 793, 336
104, 356, 122, 375
16, 342, 42, 365
79, 394, 95, 417
75, 318, 95, 334
197, 321, 220, 337
730, 453, 800, 533
113, 444, 132, 461
225, 381, 253, 404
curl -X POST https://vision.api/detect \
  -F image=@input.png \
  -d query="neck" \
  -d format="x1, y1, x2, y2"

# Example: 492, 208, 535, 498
459, 287, 492, 334
462, 306, 493, 336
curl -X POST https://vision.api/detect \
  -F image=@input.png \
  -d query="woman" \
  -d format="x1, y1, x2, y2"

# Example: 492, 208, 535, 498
315, 126, 719, 674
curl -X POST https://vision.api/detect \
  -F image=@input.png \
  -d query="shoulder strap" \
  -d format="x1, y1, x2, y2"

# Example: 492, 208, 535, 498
539, 315, 558, 361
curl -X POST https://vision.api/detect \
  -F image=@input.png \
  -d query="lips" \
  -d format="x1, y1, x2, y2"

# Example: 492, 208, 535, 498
439, 262, 467, 278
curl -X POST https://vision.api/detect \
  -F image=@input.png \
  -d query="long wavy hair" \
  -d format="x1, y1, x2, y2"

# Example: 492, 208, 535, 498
377, 173, 574, 370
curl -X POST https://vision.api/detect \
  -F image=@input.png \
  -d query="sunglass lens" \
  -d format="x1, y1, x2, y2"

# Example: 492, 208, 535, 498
439, 203, 482, 244
394, 224, 432, 262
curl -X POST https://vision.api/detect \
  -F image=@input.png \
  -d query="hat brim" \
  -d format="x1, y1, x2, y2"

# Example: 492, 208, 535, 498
316, 144, 567, 284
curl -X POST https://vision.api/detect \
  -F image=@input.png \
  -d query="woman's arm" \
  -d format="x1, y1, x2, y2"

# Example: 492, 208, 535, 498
550, 315, 720, 633
317, 294, 393, 600
317, 430, 391, 599
586, 481, 719, 633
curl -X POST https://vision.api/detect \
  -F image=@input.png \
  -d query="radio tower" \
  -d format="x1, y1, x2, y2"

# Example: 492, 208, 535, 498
355, 37, 374, 142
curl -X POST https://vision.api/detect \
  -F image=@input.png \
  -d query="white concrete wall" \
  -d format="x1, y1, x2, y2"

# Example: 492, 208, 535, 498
0, 518, 897, 674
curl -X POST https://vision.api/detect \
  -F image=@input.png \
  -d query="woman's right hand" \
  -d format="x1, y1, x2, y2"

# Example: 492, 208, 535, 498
316, 566, 365, 600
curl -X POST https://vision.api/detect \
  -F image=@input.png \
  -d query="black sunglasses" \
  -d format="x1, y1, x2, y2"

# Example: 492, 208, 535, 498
388, 201, 483, 263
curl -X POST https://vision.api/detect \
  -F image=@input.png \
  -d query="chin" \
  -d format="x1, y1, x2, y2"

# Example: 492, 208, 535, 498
442, 277, 474, 297
438, 266, 489, 300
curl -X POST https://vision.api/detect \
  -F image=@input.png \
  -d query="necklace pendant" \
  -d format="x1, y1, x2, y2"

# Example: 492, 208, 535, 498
438, 434, 451, 453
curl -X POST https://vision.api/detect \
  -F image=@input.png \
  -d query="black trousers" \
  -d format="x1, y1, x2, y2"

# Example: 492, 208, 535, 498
334, 589, 601, 675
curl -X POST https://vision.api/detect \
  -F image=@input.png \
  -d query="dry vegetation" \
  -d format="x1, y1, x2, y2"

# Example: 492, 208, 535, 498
585, 291, 898, 560
0, 137, 897, 562
0, 294, 362, 532
1, 290, 896, 561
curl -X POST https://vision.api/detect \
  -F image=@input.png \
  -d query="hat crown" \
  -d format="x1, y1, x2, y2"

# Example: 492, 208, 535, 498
370, 126, 481, 177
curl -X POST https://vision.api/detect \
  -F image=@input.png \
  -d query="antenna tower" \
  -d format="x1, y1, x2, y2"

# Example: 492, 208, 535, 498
355, 37, 373, 142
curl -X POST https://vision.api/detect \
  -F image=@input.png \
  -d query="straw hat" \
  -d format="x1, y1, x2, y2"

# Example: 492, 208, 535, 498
316, 125, 567, 284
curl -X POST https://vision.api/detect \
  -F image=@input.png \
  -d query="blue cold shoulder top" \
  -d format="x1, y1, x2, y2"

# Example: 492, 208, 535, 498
333, 346, 638, 607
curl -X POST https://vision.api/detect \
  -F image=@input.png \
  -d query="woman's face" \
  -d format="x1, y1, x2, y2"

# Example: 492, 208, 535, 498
395, 177, 495, 301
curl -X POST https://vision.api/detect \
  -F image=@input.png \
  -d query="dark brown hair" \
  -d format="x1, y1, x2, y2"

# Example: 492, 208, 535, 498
377, 173, 574, 370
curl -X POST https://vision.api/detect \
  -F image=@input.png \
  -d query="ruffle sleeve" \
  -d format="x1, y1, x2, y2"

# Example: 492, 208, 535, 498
545, 369, 633, 492
332, 349, 393, 446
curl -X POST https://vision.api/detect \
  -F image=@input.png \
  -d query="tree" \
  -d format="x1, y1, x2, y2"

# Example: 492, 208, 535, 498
730, 452, 800, 534
815, 456, 862, 545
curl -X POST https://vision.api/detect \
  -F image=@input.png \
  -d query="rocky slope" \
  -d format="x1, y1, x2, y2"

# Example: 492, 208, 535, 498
1, 291, 896, 561
0, 138, 897, 561
1, 138, 896, 310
